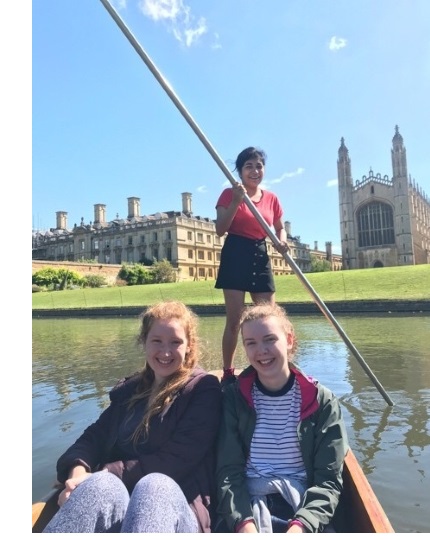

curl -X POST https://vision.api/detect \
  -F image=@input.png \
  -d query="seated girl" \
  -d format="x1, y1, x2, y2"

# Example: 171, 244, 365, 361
43, 301, 222, 533
216, 303, 349, 533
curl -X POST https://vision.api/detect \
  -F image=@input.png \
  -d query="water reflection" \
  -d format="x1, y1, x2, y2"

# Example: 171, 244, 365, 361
32, 314, 430, 532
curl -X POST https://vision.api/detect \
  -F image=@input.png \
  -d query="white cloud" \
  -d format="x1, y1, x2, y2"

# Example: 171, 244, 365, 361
327, 178, 338, 187
112, 0, 127, 9
184, 18, 207, 47
328, 36, 347, 51
197, 185, 207, 193
267, 167, 305, 185
211, 32, 222, 50
139, 0, 208, 47
140, 0, 180, 21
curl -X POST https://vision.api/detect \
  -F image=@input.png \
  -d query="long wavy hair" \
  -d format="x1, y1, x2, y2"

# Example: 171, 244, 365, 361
128, 301, 200, 443
239, 303, 298, 361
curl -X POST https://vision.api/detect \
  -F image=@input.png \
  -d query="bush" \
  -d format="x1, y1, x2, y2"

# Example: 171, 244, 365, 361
152, 259, 177, 283
58, 268, 85, 289
83, 274, 107, 288
118, 264, 154, 285
32, 267, 85, 289
33, 267, 61, 287
32, 284, 42, 293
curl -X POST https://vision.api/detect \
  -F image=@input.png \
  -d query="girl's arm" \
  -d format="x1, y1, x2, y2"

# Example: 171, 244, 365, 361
215, 184, 245, 236
273, 218, 289, 253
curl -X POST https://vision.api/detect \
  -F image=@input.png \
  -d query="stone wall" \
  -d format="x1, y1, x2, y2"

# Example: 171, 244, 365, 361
32, 300, 430, 318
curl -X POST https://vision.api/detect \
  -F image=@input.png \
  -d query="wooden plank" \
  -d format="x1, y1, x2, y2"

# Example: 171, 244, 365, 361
342, 450, 394, 532
32, 489, 61, 533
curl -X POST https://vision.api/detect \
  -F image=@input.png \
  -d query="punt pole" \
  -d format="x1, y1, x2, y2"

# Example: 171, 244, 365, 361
98, 0, 394, 407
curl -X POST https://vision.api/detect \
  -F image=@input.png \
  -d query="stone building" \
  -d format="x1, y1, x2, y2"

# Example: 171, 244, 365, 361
33, 193, 333, 281
337, 126, 430, 269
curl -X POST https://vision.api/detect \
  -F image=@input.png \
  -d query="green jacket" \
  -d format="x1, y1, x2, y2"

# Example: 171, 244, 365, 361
216, 365, 349, 533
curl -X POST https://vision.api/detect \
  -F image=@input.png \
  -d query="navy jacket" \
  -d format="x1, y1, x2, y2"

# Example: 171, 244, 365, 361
56, 367, 222, 531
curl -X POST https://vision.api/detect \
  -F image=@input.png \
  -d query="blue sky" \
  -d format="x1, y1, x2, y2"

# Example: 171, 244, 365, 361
30, 0, 430, 254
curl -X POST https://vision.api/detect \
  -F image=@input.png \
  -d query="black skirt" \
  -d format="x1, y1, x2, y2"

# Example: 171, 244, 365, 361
215, 233, 275, 293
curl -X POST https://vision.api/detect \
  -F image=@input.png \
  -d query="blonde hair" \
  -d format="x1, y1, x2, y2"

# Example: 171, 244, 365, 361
239, 303, 298, 359
128, 301, 199, 443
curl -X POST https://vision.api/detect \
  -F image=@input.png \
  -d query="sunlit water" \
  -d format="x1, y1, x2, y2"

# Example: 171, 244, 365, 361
32, 314, 430, 532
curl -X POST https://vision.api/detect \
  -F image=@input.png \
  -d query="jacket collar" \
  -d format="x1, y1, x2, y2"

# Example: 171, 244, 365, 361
237, 364, 319, 419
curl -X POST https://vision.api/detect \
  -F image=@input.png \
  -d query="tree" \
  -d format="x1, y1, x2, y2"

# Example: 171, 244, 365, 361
309, 255, 332, 273
118, 263, 154, 285
152, 259, 177, 283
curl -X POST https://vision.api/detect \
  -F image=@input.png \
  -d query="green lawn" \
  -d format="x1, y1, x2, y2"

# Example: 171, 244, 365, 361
32, 265, 430, 310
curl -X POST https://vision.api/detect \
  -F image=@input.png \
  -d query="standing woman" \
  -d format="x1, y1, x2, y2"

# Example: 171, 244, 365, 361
215, 147, 289, 382
43, 301, 222, 533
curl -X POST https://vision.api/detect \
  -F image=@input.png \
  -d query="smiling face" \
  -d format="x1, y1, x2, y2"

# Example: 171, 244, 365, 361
240, 158, 265, 191
241, 315, 293, 391
144, 318, 189, 385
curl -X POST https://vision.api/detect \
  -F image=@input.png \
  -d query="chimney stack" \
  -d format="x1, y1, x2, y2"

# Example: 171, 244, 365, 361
182, 192, 192, 214
94, 204, 106, 225
56, 211, 68, 230
314, 241, 318, 250
127, 197, 140, 219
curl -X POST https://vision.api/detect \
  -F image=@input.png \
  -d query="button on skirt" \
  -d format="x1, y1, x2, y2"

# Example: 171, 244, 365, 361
215, 233, 275, 293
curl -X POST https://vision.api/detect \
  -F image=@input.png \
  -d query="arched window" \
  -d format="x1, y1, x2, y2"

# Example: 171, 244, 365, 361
357, 202, 394, 247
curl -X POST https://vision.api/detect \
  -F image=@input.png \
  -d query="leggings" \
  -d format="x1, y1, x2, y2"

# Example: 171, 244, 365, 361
43, 471, 200, 533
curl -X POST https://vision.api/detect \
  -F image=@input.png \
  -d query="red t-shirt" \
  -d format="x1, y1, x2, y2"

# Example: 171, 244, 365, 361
216, 188, 284, 240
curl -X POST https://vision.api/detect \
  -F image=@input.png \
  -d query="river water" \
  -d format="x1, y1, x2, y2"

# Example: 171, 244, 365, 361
32, 314, 430, 533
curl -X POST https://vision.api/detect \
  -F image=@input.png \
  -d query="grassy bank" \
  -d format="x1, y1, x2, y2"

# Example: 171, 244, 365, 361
32, 265, 430, 310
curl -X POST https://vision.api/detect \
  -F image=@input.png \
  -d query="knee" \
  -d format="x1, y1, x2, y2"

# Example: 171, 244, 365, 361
224, 317, 241, 335
81, 471, 128, 500
133, 473, 181, 498
89, 471, 124, 488
225, 325, 239, 337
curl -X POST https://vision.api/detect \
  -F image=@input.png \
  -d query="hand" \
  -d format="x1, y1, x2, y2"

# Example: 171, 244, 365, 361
237, 521, 258, 533
232, 181, 246, 204
57, 471, 93, 507
276, 241, 290, 255
286, 522, 305, 533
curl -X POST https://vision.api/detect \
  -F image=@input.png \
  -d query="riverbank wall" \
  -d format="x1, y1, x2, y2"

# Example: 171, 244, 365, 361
32, 299, 430, 318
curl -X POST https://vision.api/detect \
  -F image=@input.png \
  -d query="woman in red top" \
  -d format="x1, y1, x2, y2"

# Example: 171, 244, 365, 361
215, 147, 289, 381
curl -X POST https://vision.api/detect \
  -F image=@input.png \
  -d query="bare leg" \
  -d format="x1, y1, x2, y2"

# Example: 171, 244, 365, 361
250, 291, 275, 305
222, 289, 246, 370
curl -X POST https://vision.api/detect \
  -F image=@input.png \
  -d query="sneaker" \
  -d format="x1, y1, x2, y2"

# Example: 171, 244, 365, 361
221, 368, 236, 385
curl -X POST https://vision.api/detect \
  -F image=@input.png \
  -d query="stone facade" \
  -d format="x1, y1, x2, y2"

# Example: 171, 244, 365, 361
337, 126, 430, 269
32, 193, 341, 280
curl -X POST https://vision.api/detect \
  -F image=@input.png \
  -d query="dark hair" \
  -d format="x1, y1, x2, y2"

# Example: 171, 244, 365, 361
234, 147, 267, 177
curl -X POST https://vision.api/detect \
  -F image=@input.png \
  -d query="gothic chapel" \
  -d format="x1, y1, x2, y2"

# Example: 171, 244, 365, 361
337, 126, 430, 269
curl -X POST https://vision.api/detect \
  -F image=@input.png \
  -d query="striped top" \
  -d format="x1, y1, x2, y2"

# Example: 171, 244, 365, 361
246, 374, 307, 481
